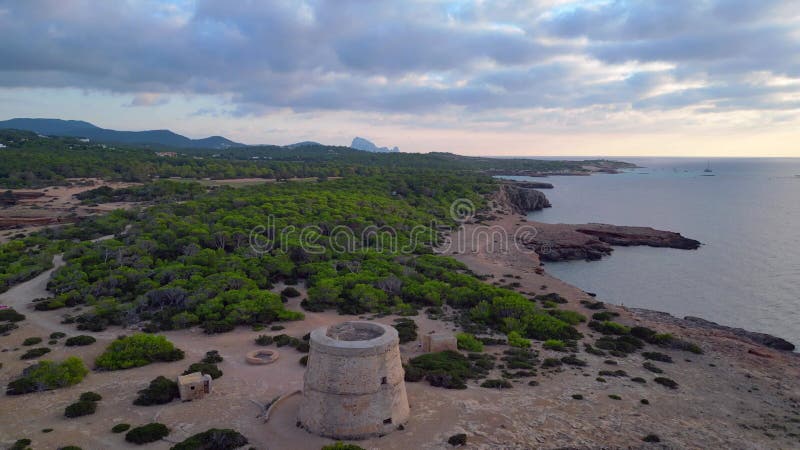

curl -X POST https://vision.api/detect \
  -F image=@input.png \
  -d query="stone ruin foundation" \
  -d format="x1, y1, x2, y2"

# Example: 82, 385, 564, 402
297, 321, 410, 439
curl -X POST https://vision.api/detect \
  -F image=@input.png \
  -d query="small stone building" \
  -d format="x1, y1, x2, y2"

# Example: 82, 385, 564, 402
421, 333, 458, 353
177, 372, 212, 401
298, 321, 410, 440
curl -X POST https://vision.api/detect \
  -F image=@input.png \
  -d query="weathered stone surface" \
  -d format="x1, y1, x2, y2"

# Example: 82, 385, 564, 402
298, 321, 410, 440
499, 183, 552, 214
421, 334, 458, 353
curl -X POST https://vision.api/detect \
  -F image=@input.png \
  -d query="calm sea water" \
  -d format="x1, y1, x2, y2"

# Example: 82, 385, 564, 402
509, 158, 800, 347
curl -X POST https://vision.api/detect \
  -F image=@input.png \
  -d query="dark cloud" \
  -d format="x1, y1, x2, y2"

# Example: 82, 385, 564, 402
0, 0, 798, 119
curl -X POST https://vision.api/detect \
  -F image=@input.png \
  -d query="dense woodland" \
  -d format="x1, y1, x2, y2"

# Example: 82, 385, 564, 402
0, 129, 631, 188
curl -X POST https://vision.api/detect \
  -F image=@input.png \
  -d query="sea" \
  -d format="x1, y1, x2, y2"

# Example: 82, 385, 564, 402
505, 158, 800, 348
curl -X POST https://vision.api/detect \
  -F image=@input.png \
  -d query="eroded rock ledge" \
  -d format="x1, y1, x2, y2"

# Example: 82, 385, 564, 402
498, 182, 552, 214
520, 222, 701, 261
631, 308, 796, 352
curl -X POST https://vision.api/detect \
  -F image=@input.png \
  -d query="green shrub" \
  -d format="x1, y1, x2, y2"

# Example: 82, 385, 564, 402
65, 335, 96, 346
59, 446, 82, 450
447, 433, 467, 446
112, 423, 131, 433
480, 379, 512, 389
588, 320, 630, 335
299, 355, 308, 366
631, 377, 647, 383
50, 332, 67, 339
270, 325, 285, 331
507, 331, 531, 348
584, 343, 606, 356
535, 293, 567, 304
501, 348, 537, 369
547, 309, 586, 325
654, 377, 678, 389
393, 318, 418, 344
255, 335, 273, 346
22, 337, 42, 346
642, 352, 673, 363
523, 313, 582, 341
10, 438, 31, 450
598, 370, 628, 377
274, 334, 301, 348
542, 339, 566, 351
456, 333, 483, 352
183, 363, 223, 379
0, 308, 25, 322
125, 423, 170, 444
6, 357, 88, 395
595, 335, 644, 355
592, 311, 619, 321
541, 358, 562, 369
64, 400, 97, 418
571, 394, 583, 400
20, 347, 51, 360
561, 355, 587, 367
169, 428, 248, 450
321, 444, 366, 450
608, 394, 621, 400
280, 286, 301, 298
408, 351, 480, 389
643, 434, 661, 443
0, 322, 19, 334
641, 399, 650, 405
95, 334, 184, 370
79, 391, 102, 402
202, 350, 223, 364
643, 362, 664, 374
133, 376, 179, 406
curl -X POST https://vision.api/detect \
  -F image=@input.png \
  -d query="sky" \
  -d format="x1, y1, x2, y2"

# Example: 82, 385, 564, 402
1, 0, 799, 157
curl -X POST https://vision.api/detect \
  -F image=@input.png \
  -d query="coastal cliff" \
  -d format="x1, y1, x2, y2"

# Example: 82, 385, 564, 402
498, 182, 552, 214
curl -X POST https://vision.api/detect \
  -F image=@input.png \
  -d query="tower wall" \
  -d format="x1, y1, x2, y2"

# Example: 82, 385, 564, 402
297, 321, 410, 439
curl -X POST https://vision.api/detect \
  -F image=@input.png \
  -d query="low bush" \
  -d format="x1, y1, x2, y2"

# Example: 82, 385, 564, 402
125, 423, 170, 445
169, 428, 248, 450
321, 444, 366, 450
643, 362, 664, 374
561, 355, 587, 367
6, 357, 88, 395
403, 364, 425, 382
65, 335, 96, 346
631, 377, 646, 383
543, 339, 566, 351
50, 332, 67, 339
642, 352, 673, 363
456, 333, 483, 352
270, 325, 285, 331
299, 355, 308, 366
255, 335, 273, 346
274, 334, 301, 348
95, 334, 184, 370
393, 318, 418, 344
641, 399, 650, 405
595, 335, 644, 355
407, 351, 482, 390
133, 376, 179, 406
59, 446, 82, 450
64, 400, 97, 418
22, 337, 42, 346
535, 293, 567, 304
654, 377, 678, 389
202, 350, 223, 364
112, 423, 131, 433
507, 331, 531, 348
0, 322, 19, 334
571, 394, 584, 400
598, 370, 628, 377
20, 347, 51, 360
546, 309, 586, 325
79, 391, 102, 402
502, 348, 538, 369
447, 433, 468, 446
581, 300, 605, 310
10, 439, 31, 450
541, 358, 562, 369
183, 363, 223, 379
0, 308, 25, 322
584, 343, 606, 356
643, 434, 661, 443
592, 311, 619, 321
608, 394, 621, 400
480, 379, 512, 389
588, 320, 630, 335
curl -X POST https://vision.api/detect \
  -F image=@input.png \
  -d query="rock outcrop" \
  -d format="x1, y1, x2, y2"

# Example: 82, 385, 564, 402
499, 183, 551, 214
351, 137, 399, 153
521, 222, 701, 262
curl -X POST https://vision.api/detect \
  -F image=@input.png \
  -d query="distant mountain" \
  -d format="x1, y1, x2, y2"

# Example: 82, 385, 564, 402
0, 118, 245, 149
351, 137, 400, 153
284, 141, 322, 148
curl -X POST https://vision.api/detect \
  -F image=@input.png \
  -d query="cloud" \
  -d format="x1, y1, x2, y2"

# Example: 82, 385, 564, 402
0, 0, 798, 132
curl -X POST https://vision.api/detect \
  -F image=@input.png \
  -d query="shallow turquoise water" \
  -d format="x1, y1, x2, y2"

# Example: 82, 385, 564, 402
508, 158, 800, 347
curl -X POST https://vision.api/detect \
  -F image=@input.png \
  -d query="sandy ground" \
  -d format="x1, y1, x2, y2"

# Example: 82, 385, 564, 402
1, 196, 799, 449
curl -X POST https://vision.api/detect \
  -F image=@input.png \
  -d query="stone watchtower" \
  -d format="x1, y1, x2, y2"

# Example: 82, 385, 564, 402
297, 321, 410, 439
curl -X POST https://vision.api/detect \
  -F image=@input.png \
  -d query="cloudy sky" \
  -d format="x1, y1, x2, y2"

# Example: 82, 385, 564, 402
1, 0, 799, 156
